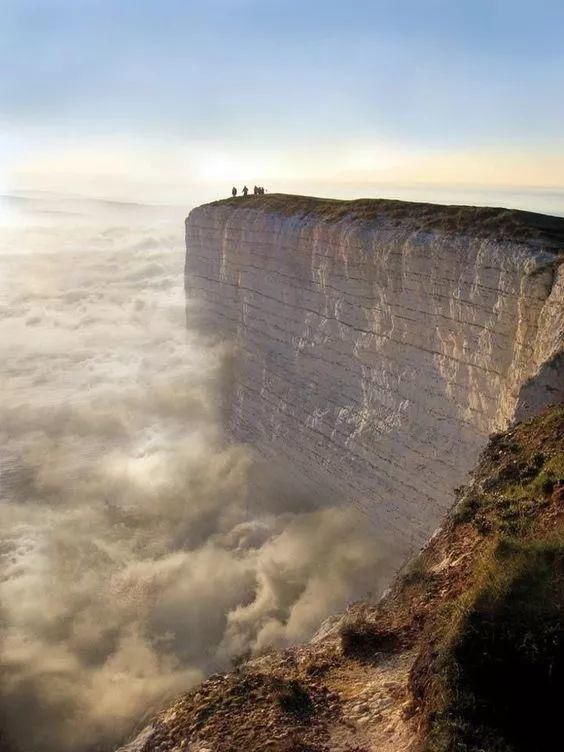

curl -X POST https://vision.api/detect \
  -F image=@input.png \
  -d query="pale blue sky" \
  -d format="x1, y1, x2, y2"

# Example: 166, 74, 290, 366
2, 0, 564, 199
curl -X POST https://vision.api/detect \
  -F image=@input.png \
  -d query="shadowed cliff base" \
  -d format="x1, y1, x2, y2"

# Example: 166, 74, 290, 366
203, 193, 564, 250
117, 404, 564, 752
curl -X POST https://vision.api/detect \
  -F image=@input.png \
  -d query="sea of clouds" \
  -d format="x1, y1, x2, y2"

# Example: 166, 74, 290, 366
0, 194, 395, 751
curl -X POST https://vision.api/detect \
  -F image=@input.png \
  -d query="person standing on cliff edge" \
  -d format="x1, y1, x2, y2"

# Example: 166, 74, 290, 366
242, 186, 249, 196
231, 186, 237, 197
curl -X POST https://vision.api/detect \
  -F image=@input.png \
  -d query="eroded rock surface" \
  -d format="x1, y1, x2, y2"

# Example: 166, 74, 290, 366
185, 195, 564, 555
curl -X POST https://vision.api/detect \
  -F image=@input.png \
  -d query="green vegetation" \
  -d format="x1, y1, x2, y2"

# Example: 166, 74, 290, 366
454, 408, 563, 537
424, 537, 563, 752
415, 405, 564, 752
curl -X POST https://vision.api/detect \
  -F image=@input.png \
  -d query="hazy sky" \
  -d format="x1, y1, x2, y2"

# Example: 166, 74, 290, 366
2, 0, 564, 200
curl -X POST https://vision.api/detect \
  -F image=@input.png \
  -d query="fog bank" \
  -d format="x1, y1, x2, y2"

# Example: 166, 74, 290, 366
0, 196, 394, 751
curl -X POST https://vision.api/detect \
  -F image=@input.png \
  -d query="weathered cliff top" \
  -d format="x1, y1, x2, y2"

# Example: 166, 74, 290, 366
199, 193, 564, 251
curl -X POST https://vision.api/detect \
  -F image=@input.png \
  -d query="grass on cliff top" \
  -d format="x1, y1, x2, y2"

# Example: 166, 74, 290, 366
413, 404, 564, 752
203, 193, 564, 250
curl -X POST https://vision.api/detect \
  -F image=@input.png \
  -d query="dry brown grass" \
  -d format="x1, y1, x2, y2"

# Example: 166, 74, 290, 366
202, 193, 564, 249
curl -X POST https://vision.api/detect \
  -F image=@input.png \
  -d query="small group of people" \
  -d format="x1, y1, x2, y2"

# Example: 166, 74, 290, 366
231, 185, 267, 197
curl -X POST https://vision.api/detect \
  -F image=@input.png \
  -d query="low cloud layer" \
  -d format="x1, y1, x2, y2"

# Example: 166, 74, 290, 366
0, 197, 396, 751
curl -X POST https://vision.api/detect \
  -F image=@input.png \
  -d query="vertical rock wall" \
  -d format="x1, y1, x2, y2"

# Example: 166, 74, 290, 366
185, 198, 563, 555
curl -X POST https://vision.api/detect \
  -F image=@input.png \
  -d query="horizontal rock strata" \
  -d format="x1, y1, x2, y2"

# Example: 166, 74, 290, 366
185, 195, 564, 555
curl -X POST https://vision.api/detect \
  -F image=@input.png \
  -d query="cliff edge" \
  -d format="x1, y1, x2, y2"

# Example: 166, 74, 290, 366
185, 195, 564, 557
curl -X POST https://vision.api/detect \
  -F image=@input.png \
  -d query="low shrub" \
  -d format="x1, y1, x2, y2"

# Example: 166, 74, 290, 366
339, 612, 402, 657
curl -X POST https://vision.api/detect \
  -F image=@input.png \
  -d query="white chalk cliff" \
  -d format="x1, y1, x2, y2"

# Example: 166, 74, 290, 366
185, 195, 564, 557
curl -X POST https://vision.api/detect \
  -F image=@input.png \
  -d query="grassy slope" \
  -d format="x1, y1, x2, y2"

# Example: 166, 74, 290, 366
406, 405, 564, 752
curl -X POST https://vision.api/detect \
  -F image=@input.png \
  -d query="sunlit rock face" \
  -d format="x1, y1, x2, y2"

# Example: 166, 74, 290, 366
185, 196, 563, 555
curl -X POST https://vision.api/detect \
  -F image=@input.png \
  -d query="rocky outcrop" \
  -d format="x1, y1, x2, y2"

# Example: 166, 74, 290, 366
117, 404, 564, 752
185, 195, 564, 556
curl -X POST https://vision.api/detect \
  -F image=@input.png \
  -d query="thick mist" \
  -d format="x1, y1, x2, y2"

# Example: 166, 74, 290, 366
0, 194, 395, 751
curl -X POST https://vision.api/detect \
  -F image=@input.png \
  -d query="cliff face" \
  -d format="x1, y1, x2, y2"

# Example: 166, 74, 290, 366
185, 195, 564, 556
185, 196, 563, 555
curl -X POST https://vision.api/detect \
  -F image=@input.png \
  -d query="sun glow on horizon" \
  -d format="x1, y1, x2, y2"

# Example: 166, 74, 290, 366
5, 133, 564, 207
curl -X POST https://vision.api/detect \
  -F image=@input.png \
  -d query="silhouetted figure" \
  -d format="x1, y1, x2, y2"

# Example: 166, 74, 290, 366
232, 186, 237, 197
253, 185, 259, 195
242, 186, 249, 196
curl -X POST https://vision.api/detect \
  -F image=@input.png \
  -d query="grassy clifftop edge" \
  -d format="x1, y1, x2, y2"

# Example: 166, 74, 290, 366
192, 193, 564, 251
